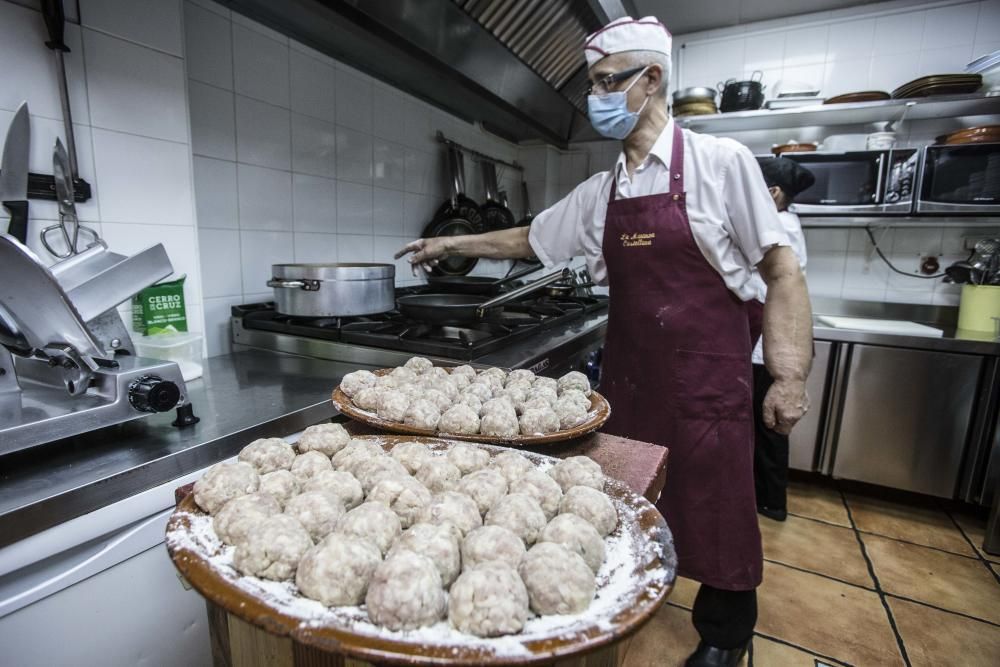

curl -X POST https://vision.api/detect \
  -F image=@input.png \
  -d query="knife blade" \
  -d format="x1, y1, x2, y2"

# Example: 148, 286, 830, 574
0, 102, 30, 244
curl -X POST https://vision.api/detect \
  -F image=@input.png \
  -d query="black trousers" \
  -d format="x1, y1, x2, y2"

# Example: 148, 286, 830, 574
752, 363, 789, 511
692, 585, 758, 648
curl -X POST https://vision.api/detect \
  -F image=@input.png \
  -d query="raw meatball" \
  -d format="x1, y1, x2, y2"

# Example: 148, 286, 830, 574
366, 551, 446, 631
259, 470, 301, 508
367, 476, 432, 529
461, 525, 525, 570
426, 366, 453, 384
415, 457, 462, 493
352, 386, 383, 411
540, 514, 605, 574
297, 423, 351, 457
456, 468, 508, 515
526, 386, 558, 405
485, 493, 547, 546
472, 374, 503, 394
239, 438, 295, 474
532, 376, 558, 393
340, 370, 377, 397
354, 456, 410, 494
388, 522, 461, 586
481, 396, 515, 416
390, 441, 434, 474
398, 383, 424, 401
449, 562, 529, 637
519, 407, 560, 435
194, 461, 259, 515
233, 514, 312, 581
296, 534, 382, 606
554, 399, 589, 430
449, 372, 471, 390
419, 491, 482, 536
337, 501, 402, 555
403, 356, 433, 374
457, 393, 483, 414
284, 490, 346, 542
446, 443, 490, 474
548, 456, 605, 493
290, 451, 333, 480
557, 371, 592, 396
213, 493, 280, 546
377, 389, 410, 423
506, 369, 535, 386
375, 374, 403, 390
497, 384, 529, 407
518, 396, 552, 416
490, 451, 534, 484
303, 469, 364, 509
451, 364, 477, 381
331, 439, 383, 473
462, 382, 493, 403
404, 398, 442, 430
436, 405, 478, 435
414, 387, 449, 413
510, 468, 563, 520
558, 389, 591, 412
519, 542, 595, 615
560, 486, 618, 537
389, 366, 418, 384
479, 367, 507, 383
479, 410, 520, 438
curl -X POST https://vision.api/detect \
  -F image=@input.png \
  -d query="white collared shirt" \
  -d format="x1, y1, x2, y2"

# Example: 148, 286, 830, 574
751, 210, 807, 365
527, 118, 790, 301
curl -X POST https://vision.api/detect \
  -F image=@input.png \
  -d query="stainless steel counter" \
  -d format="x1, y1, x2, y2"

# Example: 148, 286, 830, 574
0, 350, 352, 548
813, 324, 1000, 356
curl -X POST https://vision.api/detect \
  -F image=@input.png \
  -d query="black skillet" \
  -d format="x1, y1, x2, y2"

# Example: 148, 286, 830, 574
425, 262, 542, 295
479, 160, 516, 231
426, 147, 483, 276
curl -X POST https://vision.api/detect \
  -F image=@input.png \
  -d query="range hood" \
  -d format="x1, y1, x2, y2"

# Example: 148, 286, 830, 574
219, 0, 635, 145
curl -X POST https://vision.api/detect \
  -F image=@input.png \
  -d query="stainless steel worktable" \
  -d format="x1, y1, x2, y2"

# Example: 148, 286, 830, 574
813, 324, 1000, 356
0, 350, 351, 548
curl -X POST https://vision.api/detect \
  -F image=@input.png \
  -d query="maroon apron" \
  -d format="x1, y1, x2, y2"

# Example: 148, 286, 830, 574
748, 299, 764, 351
600, 124, 762, 591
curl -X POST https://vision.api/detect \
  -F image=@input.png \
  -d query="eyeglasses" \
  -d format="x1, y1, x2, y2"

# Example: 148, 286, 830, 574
586, 66, 648, 96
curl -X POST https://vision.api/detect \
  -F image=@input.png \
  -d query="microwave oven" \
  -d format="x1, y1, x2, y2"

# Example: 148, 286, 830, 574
773, 149, 918, 215
915, 143, 1000, 215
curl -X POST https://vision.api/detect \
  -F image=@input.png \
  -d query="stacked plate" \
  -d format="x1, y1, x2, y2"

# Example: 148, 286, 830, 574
937, 125, 1000, 145
891, 74, 982, 98
823, 90, 891, 104
672, 87, 719, 117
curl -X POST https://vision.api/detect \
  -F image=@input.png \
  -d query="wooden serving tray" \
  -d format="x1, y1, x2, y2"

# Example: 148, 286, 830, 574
166, 437, 675, 666
331, 369, 611, 446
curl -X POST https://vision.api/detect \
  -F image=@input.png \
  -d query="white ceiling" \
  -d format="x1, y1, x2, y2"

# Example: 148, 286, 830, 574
633, 0, 882, 34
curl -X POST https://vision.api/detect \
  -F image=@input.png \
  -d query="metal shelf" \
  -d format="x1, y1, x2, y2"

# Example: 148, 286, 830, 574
676, 94, 1000, 132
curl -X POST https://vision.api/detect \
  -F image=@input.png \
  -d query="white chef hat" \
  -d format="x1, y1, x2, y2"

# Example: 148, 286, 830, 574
583, 16, 672, 68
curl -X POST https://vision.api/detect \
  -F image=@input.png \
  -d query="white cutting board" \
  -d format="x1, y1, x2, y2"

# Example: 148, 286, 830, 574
816, 315, 944, 337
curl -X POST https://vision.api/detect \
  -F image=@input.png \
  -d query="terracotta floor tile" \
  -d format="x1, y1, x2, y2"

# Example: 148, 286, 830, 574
668, 576, 698, 609
751, 636, 849, 667
757, 561, 903, 666
622, 603, 721, 667
846, 494, 975, 556
759, 514, 873, 588
786, 480, 850, 527
953, 512, 1000, 564
888, 596, 1000, 667
863, 534, 1000, 624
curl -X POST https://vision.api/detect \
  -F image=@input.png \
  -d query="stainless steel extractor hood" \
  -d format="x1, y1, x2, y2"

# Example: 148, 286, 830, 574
217, 0, 635, 145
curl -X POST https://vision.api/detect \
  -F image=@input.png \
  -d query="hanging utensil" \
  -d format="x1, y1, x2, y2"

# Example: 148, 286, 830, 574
0, 102, 30, 244
42, 138, 99, 258
479, 160, 515, 231
41, 0, 78, 178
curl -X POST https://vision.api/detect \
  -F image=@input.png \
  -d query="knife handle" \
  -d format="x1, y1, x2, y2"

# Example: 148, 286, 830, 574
3, 200, 29, 244
41, 0, 69, 52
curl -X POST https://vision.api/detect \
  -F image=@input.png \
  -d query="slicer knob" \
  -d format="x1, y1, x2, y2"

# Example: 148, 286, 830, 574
129, 375, 181, 413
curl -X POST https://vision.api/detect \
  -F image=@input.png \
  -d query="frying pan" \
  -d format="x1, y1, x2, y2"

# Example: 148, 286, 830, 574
397, 268, 570, 325
425, 262, 542, 295
479, 160, 516, 231
426, 146, 482, 276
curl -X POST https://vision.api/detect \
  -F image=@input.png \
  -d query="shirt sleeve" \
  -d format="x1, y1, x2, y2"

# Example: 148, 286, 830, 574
720, 144, 790, 267
779, 211, 808, 271
527, 175, 602, 266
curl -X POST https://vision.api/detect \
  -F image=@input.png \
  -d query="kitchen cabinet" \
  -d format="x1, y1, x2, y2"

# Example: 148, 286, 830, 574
830, 344, 983, 497
789, 341, 833, 471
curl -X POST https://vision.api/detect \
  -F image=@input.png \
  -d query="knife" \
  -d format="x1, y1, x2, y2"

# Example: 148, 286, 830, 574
0, 102, 30, 244
53, 137, 78, 249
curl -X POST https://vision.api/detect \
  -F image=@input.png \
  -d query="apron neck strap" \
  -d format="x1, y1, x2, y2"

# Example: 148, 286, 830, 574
669, 123, 684, 195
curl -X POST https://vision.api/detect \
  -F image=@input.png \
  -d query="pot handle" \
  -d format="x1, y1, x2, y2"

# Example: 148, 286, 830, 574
267, 278, 321, 291
476, 268, 571, 317
751, 70, 763, 82
717, 79, 734, 92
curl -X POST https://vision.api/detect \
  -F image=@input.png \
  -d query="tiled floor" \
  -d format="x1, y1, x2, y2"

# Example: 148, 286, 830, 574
621, 479, 1000, 667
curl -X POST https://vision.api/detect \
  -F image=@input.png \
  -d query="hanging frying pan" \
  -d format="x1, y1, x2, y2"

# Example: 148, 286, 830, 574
479, 160, 516, 231
425, 262, 542, 295
425, 146, 482, 276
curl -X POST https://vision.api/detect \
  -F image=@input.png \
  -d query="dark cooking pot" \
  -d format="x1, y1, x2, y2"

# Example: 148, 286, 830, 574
719, 71, 765, 112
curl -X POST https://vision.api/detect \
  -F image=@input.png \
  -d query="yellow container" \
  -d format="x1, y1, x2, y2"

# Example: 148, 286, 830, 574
958, 284, 1000, 333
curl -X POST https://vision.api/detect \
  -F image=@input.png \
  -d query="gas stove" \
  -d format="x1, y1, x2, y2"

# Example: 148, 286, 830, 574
231, 286, 609, 376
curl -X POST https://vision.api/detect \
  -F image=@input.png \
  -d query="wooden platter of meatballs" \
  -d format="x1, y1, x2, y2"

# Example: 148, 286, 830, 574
166, 428, 676, 665
331, 357, 611, 445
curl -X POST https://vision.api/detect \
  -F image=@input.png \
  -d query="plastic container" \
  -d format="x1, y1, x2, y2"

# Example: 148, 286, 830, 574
133, 332, 204, 382
958, 284, 1000, 334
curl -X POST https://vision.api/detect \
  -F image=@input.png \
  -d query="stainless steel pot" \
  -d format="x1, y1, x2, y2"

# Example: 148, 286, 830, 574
268, 263, 395, 317
672, 86, 717, 105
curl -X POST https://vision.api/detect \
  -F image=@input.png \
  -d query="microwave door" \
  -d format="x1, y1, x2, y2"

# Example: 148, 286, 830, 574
917, 143, 1000, 215
787, 153, 884, 214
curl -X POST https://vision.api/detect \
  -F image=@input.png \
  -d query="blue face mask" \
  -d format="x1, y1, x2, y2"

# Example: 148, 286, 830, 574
587, 67, 650, 140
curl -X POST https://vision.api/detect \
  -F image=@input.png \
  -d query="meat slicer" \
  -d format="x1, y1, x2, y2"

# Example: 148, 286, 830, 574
0, 233, 197, 455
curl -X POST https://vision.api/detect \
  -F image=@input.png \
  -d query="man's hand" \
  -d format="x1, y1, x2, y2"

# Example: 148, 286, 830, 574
394, 238, 450, 275
762, 378, 809, 435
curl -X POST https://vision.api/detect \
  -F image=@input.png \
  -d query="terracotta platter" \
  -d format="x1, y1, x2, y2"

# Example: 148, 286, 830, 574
331, 368, 611, 446
165, 436, 676, 666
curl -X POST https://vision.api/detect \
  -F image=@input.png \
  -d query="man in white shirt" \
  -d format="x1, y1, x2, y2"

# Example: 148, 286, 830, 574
749, 158, 813, 523
397, 16, 813, 667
